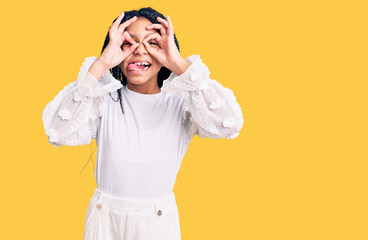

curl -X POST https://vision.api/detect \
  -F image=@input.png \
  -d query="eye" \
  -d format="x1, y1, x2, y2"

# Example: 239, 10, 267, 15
122, 41, 131, 46
149, 41, 158, 45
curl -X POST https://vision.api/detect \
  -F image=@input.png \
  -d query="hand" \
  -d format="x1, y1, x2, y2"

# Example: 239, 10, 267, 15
143, 15, 183, 70
98, 12, 140, 70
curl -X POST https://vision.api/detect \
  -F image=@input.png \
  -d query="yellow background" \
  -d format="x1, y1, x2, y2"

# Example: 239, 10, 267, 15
0, 0, 367, 239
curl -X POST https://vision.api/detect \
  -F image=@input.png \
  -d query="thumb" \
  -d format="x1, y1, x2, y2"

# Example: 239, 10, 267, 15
122, 42, 139, 58
143, 41, 158, 60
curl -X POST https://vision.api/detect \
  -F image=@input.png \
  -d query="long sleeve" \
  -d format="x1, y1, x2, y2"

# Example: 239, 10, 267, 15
41, 57, 123, 147
161, 55, 244, 141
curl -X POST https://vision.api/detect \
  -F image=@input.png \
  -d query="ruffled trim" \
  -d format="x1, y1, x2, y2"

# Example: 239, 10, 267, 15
42, 81, 77, 131
41, 56, 120, 147
45, 128, 59, 143
181, 93, 198, 142
41, 80, 93, 145
209, 97, 225, 110
161, 55, 210, 93
62, 97, 99, 145
181, 77, 244, 140
223, 117, 237, 128
227, 132, 240, 140
77, 57, 123, 98
160, 54, 244, 140
181, 92, 223, 140
58, 108, 72, 120
45, 96, 102, 146
211, 79, 243, 121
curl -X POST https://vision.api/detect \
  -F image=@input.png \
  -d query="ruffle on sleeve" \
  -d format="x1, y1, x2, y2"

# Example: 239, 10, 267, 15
161, 55, 244, 141
41, 56, 123, 147
76, 56, 123, 98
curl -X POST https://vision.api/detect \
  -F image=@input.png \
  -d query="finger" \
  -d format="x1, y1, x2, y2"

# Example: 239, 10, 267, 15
157, 16, 169, 30
142, 41, 157, 58
121, 36, 138, 51
122, 48, 137, 61
144, 32, 162, 43
122, 31, 137, 45
121, 32, 139, 54
146, 24, 167, 36
124, 42, 140, 56
118, 16, 137, 34
112, 12, 125, 29
167, 15, 174, 37
143, 33, 161, 49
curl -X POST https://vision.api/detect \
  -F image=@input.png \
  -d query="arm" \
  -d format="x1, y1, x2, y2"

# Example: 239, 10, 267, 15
161, 54, 244, 141
42, 12, 143, 147
41, 57, 123, 147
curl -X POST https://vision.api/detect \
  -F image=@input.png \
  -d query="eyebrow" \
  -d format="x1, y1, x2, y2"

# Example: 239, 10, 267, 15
129, 32, 156, 39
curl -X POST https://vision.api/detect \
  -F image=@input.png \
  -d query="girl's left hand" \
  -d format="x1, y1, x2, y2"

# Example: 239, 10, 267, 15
143, 15, 182, 70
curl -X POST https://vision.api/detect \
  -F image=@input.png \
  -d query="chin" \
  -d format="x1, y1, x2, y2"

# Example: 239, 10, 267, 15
126, 77, 151, 85
121, 67, 161, 86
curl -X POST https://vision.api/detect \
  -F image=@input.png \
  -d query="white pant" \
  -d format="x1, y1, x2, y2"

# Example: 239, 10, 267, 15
83, 187, 181, 240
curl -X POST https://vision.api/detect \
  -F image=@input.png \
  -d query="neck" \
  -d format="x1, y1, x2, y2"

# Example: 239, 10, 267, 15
126, 81, 161, 94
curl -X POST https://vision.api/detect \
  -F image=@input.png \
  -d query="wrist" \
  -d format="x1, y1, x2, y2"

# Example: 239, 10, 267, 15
95, 58, 110, 72
168, 57, 190, 76
88, 59, 109, 81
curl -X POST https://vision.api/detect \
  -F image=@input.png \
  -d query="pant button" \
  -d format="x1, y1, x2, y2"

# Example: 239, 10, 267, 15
157, 210, 162, 216
97, 203, 102, 209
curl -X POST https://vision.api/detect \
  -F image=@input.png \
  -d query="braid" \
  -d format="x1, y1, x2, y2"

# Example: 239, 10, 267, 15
108, 68, 125, 114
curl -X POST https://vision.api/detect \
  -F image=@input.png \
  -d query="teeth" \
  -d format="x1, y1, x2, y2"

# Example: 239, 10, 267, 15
134, 66, 149, 71
135, 62, 150, 66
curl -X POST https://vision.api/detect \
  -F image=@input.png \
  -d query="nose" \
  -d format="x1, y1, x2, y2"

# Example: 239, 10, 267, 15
133, 42, 147, 55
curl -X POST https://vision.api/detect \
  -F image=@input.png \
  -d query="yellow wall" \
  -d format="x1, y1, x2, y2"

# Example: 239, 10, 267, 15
0, 0, 367, 239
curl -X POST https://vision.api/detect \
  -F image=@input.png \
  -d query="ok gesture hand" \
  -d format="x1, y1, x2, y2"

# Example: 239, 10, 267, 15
98, 12, 140, 69
143, 15, 182, 70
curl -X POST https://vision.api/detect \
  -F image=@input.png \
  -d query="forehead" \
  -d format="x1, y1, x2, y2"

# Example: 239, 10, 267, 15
125, 17, 157, 36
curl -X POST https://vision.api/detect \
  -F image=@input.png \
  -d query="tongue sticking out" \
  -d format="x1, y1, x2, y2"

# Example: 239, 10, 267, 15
128, 63, 148, 71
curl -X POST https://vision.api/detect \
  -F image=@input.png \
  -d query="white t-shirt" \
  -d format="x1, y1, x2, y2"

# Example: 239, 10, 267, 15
94, 85, 190, 198
42, 55, 244, 199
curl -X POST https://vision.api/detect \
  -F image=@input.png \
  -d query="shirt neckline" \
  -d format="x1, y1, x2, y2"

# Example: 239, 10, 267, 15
123, 85, 163, 102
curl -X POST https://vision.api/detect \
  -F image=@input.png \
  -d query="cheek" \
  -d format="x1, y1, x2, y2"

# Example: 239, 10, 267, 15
152, 64, 162, 73
120, 65, 127, 76
152, 60, 162, 69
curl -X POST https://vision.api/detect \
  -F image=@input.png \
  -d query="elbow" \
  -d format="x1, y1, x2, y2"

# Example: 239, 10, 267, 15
45, 128, 63, 147
48, 138, 62, 148
196, 116, 244, 140
222, 117, 244, 140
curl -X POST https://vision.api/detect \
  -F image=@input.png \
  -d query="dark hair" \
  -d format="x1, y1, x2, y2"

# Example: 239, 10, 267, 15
101, 7, 180, 114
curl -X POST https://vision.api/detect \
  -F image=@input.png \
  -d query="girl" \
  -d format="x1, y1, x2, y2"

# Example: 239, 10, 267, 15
42, 7, 244, 240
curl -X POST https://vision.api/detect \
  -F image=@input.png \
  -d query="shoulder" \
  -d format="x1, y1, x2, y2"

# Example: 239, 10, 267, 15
98, 89, 121, 113
161, 90, 187, 106
103, 90, 119, 100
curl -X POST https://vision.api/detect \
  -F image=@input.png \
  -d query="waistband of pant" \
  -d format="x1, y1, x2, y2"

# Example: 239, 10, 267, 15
91, 187, 177, 214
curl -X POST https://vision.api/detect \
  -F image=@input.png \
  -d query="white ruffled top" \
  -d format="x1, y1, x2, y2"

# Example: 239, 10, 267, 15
41, 55, 244, 199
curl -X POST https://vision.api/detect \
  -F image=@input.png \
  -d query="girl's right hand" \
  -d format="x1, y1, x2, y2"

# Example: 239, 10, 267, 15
97, 12, 140, 69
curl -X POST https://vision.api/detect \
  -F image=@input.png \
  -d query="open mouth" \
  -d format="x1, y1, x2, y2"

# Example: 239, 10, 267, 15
127, 62, 151, 74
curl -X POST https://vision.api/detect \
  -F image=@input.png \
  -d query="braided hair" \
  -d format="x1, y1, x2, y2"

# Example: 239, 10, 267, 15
101, 7, 181, 114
